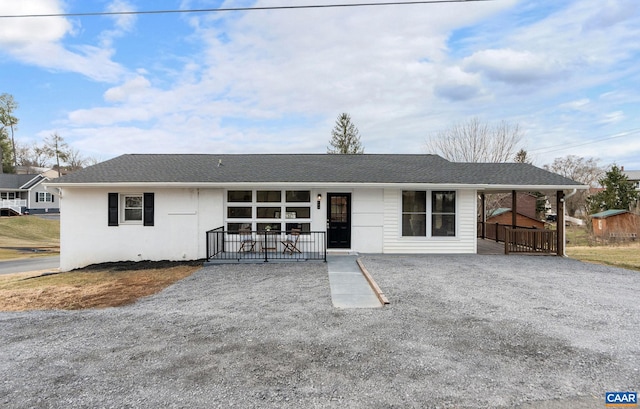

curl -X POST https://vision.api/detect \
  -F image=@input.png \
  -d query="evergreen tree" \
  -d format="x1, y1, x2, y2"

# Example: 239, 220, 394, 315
0, 93, 19, 170
587, 165, 639, 214
327, 113, 364, 154
514, 149, 531, 164
0, 128, 13, 173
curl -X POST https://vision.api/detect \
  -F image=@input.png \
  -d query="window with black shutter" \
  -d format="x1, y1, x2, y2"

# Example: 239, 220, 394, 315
143, 193, 154, 226
108, 193, 119, 226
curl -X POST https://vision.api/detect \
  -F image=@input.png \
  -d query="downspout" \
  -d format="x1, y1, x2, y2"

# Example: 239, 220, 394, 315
560, 189, 577, 257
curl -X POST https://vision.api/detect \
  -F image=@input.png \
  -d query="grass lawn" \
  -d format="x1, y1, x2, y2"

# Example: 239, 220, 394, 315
566, 242, 640, 272
0, 262, 201, 311
564, 225, 640, 271
0, 216, 60, 259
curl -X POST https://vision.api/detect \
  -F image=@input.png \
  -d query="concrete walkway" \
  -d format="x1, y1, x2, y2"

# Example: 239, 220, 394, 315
326, 255, 382, 308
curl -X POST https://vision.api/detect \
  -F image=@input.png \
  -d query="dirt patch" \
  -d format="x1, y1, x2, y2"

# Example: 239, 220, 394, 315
0, 260, 203, 311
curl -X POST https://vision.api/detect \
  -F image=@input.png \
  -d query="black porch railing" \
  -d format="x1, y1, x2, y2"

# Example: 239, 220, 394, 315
206, 227, 327, 262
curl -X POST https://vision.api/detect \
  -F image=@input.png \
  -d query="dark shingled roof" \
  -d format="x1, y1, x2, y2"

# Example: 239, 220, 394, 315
0, 174, 43, 190
50, 154, 584, 187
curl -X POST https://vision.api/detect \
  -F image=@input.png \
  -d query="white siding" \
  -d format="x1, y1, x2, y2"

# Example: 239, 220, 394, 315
59, 185, 479, 270
382, 188, 477, 254
28, 184, 59, 213
351, 188, 384, 253
59, 187, 223, 271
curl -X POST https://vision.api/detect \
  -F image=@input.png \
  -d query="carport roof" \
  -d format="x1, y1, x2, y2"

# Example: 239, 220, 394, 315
48, 153, 586, 189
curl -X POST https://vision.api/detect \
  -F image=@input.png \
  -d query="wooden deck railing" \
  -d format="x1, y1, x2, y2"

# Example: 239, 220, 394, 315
504, 227, 558, 255
478, 222, 558, 255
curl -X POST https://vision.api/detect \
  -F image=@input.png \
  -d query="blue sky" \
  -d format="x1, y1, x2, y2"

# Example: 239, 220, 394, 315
1, 0, 639, 169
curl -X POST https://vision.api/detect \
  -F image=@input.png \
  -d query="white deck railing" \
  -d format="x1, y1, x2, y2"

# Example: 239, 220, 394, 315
1, 199, 27, 214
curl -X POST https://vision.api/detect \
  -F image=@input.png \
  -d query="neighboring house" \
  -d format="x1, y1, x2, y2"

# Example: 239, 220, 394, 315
590, 209, 639, 239
15, 166, 59, 178
494, 192, 541, 220
622, 168, 640, 191
486, 208, 545, 229
46, 154, 586, 271
0, 173, 59, 216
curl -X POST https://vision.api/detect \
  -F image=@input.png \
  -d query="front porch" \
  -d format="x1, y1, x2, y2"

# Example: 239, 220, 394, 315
206, 227, 327, 262
0, 199, 27, 216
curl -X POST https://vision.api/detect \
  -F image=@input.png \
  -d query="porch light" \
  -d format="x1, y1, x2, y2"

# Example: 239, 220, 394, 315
317, 194, 322, 209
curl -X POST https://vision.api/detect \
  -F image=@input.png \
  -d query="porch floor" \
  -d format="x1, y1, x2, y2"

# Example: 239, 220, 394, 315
477, 239, 505, 255
205, 250, 326, 264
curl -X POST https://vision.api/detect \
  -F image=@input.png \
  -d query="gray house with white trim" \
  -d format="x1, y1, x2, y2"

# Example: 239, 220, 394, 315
47, 154, 586, 271
0, 173, 59, 216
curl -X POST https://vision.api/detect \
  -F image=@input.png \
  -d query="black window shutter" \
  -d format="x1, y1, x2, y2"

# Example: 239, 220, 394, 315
35, 193, 39, 202
52, 195, 55, 203
143, 193, 154, 226
108, 193, 119, 226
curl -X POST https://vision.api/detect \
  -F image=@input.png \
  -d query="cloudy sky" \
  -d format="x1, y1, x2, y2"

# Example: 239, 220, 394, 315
1, 0, 639, 168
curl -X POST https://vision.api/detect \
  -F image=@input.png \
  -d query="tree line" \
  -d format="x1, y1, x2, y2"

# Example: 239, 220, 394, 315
3, 91, 637, 215
1, 93, 95, 176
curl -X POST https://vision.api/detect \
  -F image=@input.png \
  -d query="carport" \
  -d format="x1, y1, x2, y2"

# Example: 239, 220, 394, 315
477, 189, 574, 256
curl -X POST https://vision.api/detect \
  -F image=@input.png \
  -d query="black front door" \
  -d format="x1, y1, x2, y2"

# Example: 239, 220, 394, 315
327, 193, 351, 248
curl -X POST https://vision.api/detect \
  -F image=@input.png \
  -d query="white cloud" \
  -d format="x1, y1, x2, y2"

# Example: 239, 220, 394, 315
0, 0, 128, 82
0, 1, 71, 46
559, 99, 591, 111
463, 48, 566, 84
104, 76, 153, 103
599, 111, 625, 125
433, 66, 485, 101
99, 0, 137, 48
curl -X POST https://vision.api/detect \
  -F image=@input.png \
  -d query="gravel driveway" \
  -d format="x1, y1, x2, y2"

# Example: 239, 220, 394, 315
1, 255, 638, 408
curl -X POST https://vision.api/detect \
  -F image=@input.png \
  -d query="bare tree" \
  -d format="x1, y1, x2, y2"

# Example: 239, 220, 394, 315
44, 133, 70, 177
66, 148, 87, 171
544, 155, 604, 217
425, 117, 524, 163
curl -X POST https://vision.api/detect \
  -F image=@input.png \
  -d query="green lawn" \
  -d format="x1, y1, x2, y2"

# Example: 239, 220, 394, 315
564, 225, 640, 271
0, 216, 60, 259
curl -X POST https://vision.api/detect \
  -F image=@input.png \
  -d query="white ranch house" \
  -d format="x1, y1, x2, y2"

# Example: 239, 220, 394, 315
46, 154, 586, 271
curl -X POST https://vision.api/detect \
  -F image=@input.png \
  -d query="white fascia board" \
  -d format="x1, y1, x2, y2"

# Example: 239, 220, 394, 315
19, 175, 44, 190
478, 184, 590, 192
44, 182, 590, 190
45, 182, 486, 190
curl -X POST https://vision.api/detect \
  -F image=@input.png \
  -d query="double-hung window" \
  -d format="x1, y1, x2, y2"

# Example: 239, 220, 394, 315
108, 193, 154, 226
37, 192, 54, 202
402, 191, 427, 236
122, 195, 143, 223
431, 191, 456, 237
402, 190, 456, 237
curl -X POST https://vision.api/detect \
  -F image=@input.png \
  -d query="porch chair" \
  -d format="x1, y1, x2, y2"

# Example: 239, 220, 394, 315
238, 229, 256, 252
281, 228, 302, 254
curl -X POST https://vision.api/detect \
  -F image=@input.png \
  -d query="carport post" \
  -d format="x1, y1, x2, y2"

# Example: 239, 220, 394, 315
556, 191, 565, 256
511, 190, 517, 228
480, 193, 486, 239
